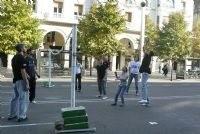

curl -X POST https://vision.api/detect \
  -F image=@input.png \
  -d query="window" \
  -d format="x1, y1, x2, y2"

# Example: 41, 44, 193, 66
157, 16, 160, 26
74, 4, 83, 16
125, 0, 133, 4
32, 0, 36, 12
125, 12, 132, 22
181, 1, 186, 14
163, 0, 174, 8
163, 16, 169, 23
53, 2, 63, 18
145, 0, 149, 7
54, 2, 63, 14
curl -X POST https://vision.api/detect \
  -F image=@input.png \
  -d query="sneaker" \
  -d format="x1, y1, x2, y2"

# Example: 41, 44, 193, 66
138, 99, 148, 103
17, 117, 28, 122
142, 103, 149, 106
135, 92, 139, 96
96, 95, 102, 98
30, 100, 37, 104
102, 96, 108, 100
7, 116, 17, 120
111, 103, 117, 106
119, 104, 125, 107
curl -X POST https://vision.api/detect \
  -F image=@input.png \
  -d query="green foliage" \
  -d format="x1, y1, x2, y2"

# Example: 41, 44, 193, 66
155, 12, 191, 61
192, 21, 200, 58
0, 0, 42, 54
78, 0, 126, 59
145, 15, 159, 52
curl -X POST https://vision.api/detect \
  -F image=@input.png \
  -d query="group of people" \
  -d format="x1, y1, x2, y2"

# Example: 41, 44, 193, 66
111, 47, 154, 107
7, 43, 153, 122
8, 43, 40, 122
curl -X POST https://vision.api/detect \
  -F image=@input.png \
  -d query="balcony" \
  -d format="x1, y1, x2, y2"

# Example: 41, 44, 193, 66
53, 13, 64, 18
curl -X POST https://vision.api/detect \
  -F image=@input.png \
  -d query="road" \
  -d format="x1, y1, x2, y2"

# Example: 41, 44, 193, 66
0, 80, 200, 134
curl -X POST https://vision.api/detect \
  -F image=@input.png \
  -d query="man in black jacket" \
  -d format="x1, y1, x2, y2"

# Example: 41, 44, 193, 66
26, 48, 40, 103
96, 59, 109, 99
138, 48, 154, 106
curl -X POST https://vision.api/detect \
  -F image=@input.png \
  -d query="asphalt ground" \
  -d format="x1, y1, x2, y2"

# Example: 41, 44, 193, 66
0, 80, 200, 134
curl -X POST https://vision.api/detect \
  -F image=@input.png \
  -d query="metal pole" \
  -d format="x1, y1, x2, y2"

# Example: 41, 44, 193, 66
71, 24, 77, 107
48, 49, 52, 87
140, 2, 146, 63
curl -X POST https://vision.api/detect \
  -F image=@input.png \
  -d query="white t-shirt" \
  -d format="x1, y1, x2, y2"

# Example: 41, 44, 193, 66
76, 63, 82, 74
129, 60, 141, 74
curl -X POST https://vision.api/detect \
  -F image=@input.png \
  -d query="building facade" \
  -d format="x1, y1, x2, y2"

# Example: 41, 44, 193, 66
194, 0, 200, 25
5, 0, 193, 71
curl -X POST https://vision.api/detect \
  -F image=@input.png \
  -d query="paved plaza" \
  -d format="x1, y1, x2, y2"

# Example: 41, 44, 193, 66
0, 74, 200, 134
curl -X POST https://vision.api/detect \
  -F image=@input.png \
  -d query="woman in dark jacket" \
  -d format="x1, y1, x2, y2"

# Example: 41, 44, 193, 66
138, 50, 154, 106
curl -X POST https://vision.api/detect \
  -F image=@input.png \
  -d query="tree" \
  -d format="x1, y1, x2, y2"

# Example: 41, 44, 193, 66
192, 21, 200, 58
78, 0, 126, 60
145, 15, 159, 52
0, 0, 42, 54
155, 12, 191, 62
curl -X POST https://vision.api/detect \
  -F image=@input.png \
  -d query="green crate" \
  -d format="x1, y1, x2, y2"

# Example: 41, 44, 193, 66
61, 106, 86, 118
64, 115, 88, 125
64, 122, 89, 130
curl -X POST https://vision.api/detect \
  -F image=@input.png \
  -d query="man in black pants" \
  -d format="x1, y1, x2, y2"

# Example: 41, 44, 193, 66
26, 48, 40, 103
75, 60, 82, 92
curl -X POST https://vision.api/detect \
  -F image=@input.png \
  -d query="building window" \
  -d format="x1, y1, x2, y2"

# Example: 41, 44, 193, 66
125, 12, 132, 22
163, 16, 169, 23
181, 1, 186, 14
32, 0, 36, 12
145, 0, 149, 7
157, 16, 160, 26
74, 4, 83, 16
54, 2, 63, 18
125, 0, 133, 4
163, 0, 174, 8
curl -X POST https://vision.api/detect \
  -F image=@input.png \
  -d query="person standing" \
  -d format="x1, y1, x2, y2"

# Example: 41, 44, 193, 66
162, 64, 168, 77
26, 48, 40, 103
96, 59, 109, 99
75, 60, 82, 92
111, 66, 128, 107
8, 43, 30, 122
126, 57, 141, 95
138, 48, 154, 106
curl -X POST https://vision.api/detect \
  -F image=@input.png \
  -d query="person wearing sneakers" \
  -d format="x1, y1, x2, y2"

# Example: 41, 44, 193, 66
26, 48, 40, 104
139, 47, 154, 106
111, 66, 128, 107
8, 43, 30, 122
126, 57, 141, 95
96, 59, 109, 99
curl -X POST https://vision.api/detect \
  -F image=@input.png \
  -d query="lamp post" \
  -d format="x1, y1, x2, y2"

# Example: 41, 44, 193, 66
71, 24, 77, 107
140, 2, 146, 63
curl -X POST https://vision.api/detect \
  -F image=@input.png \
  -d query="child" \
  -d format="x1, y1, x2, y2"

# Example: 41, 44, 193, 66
111, 66, 129, 107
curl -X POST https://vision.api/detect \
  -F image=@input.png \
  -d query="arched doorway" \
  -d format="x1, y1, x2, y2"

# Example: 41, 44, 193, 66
42, 31, 65, 69
116, 38, 134, 70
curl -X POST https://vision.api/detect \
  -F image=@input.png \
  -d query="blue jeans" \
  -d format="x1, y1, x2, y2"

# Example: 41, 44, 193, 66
141, 73, 149, 101
9, 80, 29, 119
126, 73, 139, 93
98, 79, 107, 95
114, 84, 126, 104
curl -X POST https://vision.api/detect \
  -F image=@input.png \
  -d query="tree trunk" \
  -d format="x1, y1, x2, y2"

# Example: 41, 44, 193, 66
170, 60, 173, 81
89, 57, 92, 76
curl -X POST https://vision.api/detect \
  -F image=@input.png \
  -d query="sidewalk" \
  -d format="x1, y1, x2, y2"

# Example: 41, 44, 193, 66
0, 69, 200, 83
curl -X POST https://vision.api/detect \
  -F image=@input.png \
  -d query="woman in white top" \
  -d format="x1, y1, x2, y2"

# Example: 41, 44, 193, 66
111, 66, 129, 107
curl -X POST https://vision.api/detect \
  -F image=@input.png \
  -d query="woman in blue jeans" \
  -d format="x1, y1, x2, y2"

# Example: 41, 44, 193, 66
139, 48, 154, 106
111, 66, 128, 107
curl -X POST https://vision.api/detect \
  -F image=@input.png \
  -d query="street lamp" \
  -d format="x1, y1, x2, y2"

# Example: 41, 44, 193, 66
140, 1, 146, 63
